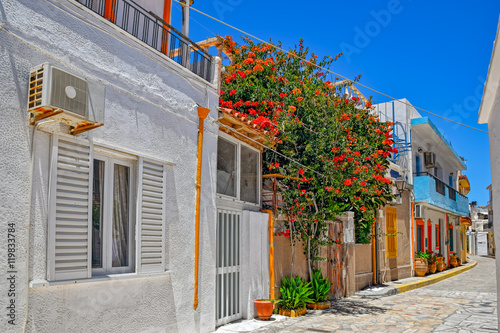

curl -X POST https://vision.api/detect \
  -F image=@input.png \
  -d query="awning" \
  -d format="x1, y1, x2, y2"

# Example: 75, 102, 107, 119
460, 217, 472, 226
459, 175, 471, 195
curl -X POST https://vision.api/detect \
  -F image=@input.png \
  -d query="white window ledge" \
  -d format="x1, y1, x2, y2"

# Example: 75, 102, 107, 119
29, 270, 172, 288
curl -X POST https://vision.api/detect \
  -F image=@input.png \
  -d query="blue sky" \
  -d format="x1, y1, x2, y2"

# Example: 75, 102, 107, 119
173, 0, 500, 205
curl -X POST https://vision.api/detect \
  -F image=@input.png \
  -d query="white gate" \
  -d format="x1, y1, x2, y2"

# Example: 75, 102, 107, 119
477, 232, 488, 256
216, 210, 242, 326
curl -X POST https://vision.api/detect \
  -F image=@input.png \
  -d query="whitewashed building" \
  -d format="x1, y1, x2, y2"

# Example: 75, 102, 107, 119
478, 15, 500, 325
0, 0, 269, 332
375, 99, 469, 268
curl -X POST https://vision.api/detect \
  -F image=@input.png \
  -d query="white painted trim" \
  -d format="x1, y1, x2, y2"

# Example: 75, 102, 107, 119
92, 140, 175, 166
217, 132, 262, 205
87, 141, 94, 278
136, 157, 144, 274
47, 134, 59, 282
30, 270, 172, 288
479, 16, 500, 124
161, 163, 167, 272
93, 154, 136, 274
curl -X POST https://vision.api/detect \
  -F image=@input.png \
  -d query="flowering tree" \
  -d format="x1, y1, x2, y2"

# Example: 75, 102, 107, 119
219, 36, 396, 279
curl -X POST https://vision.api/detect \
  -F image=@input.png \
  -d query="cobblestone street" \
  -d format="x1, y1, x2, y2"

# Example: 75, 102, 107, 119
217, 256, 497, 333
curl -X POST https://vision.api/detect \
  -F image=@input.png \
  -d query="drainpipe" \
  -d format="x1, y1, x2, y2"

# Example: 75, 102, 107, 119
372, 223, 377, 285
194, 106, 210, 310
261, 210, 275, 300
411, 201, 415, 272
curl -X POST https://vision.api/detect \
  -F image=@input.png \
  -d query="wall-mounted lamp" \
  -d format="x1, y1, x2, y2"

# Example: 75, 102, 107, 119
395, 179, 407, 197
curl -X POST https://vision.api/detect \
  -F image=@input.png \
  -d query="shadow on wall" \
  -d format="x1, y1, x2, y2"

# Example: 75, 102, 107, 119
273, 237, 309, 298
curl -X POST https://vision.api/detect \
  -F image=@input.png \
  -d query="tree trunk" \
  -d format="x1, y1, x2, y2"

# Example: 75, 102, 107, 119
307, 237, 312, 281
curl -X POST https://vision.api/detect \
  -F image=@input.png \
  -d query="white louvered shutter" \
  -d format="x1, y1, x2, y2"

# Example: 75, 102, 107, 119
49, 136, 92, 281
137, 158, 166, 273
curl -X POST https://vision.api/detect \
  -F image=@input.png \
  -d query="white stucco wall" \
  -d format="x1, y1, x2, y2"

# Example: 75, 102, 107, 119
484, 92, 500, 325
0, 0, 220, 332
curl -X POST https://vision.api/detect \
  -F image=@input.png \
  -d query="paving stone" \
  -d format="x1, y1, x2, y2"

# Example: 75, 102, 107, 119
218, 256, 498, 333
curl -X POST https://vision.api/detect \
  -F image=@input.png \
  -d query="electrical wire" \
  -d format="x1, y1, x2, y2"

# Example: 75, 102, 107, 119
175, 0, 488, 134
172, 1, 218, 37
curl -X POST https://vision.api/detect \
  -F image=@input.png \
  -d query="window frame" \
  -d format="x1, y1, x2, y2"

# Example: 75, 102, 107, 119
427, 219, 433, 252
416, 219, 425, 253
92, 151, 137, 276
449, 223, 454, 252
216, 133, 261, 206
436, 220, 441, 251
47, 135, 169, 282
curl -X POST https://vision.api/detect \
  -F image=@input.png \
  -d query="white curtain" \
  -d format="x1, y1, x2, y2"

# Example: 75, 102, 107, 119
92, 159, 105, 268
112, 164, 130, 267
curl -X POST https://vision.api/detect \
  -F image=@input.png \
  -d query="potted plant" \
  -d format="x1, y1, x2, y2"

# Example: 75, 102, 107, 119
427, 252, 437, 274
415, 251, 429, 277
307, 270, 332, 310
254, 299, 274, 320
450, 253, 458, 268
276, 276, 313, 317
436, 253, 446, 272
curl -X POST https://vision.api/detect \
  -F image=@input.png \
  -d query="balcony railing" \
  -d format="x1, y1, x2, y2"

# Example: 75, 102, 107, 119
435, 178, 445, 196
413, 172, 468, 216
75, 0, 212, 82
414, 172, 462, 202
448, 187, 457, 201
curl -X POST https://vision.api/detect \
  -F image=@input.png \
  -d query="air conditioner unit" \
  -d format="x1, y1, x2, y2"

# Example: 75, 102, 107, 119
28, 63, 105, 134
414, 204, 424, 219
424, 152, 436, 168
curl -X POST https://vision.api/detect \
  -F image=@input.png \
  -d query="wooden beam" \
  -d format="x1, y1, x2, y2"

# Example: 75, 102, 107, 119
70, 123, 103, 136
170, 36, 235, 62
30, 109, 63, 124
196, 37, 223, 48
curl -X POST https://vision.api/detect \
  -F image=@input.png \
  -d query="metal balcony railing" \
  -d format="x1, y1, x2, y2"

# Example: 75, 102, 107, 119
75, 0, 212, 82
435, 177, 445, 196
448, 187, 457, 201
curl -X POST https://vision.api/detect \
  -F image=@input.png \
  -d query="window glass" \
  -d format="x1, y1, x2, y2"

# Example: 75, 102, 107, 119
92, 155, 134, 274
240, 146, 258, 203
112, 164, 130, 267
92, 159, 105, 269
417, 225, 422, 252
450, 226, 454, 252
217, 138, 237, 197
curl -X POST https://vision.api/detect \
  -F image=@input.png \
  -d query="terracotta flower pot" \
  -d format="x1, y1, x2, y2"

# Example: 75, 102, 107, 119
254, 299, 274, 320
429, 262, 437, 274
278, 307, 307, 317
415, 258, 428, 277
450, 256, 458, 268
437, 257, 446, 272
307, 301, 330, 310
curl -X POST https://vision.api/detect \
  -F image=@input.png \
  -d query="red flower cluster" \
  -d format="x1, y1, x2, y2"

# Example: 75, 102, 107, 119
277, 229, 290, 238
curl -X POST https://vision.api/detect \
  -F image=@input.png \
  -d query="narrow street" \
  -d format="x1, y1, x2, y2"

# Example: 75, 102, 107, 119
250, 255, 497, 333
